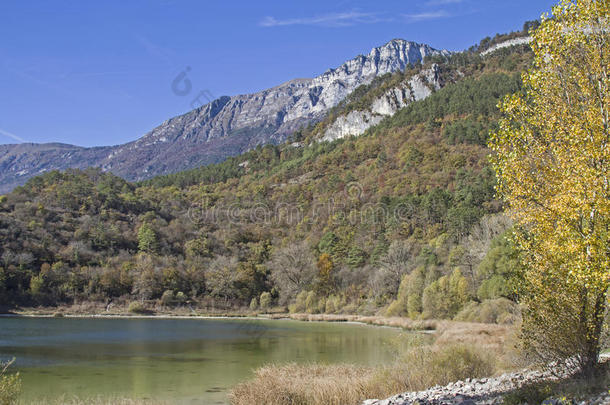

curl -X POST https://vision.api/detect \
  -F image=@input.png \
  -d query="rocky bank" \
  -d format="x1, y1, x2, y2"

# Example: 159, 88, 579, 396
364, 357, 610, 405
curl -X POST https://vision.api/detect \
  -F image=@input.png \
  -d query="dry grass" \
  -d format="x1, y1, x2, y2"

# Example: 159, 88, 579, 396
12, 303, 255, 318
229, 363, 376, 405
229, 343, 496, 405
434, 321, 512, 352
230, 319, 516, 405
266, 313, 437, 331
434, 320, 523, 372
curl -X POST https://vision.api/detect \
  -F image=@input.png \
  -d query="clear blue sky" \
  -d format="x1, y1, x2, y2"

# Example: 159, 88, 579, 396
0, 0, 558, 147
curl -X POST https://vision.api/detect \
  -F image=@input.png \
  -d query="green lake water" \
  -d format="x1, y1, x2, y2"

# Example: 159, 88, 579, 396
0, 316, 404, 404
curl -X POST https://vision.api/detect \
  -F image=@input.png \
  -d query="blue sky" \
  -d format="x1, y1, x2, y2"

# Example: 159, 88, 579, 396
0, 0, 558, 147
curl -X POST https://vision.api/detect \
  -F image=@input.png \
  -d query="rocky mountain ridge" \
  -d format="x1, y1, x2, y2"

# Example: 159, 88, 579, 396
321, 64, 442, 142
0, 39, 449, 193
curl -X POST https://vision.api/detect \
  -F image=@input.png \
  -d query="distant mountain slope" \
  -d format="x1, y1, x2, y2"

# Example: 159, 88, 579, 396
0, 42, 533, 312
0, 143, 113, 192
0, 39, 449, 194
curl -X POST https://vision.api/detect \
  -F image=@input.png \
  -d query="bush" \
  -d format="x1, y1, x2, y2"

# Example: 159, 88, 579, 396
175, 291, 187, 304
454, 298, 520, 324
305, 291, 318, 314
325, 297, 335, 314
160, 290, 174, 306
289, 291, 308, 313
249, 297, 258, 311
0, 359, 21, 405
475, 232, 520, 301
325, 295, 343, 314
422, 269, 469, 319
259, 292, 272, 310
128, 301, 149, 314
317, 297, 326, 314
386, 268, 427, 318
398, 344, 495, 386
385, 299, 406, 317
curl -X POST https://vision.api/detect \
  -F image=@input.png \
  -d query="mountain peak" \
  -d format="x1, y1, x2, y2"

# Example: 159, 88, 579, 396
381, 38, 417, 47
0, 38, 449, 192
369, 38, 450, 61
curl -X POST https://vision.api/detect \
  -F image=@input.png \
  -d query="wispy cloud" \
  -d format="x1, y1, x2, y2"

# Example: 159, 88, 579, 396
135, 35, 175, 67
0, 128, 27, 143
402, 10, 452, 22
259, 11, 385, 28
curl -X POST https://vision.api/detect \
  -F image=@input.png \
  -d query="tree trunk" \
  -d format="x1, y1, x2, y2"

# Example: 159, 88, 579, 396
581, 291, 606, 376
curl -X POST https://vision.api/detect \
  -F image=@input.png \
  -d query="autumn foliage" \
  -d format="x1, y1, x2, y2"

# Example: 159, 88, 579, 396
490, 0, 610, 372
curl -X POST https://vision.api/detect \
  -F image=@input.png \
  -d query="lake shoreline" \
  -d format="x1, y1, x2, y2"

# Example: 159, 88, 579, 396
2, 306, 515, 352
3, 309, 518, 405
1, 307, 439, 332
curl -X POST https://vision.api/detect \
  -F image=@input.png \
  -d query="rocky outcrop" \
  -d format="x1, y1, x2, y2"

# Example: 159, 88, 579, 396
322, 64, 441, 141
0, 39, 449, 193
480, 37, 532, 56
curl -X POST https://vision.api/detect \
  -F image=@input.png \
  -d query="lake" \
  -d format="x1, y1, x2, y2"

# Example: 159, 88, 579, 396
0, 316, 403, 404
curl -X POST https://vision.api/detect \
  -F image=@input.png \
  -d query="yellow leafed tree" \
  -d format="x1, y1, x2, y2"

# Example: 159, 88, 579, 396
489, 0, 609, 373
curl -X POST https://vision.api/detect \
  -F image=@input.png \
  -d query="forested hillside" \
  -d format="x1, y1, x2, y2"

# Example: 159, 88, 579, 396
0, 37, 533, 322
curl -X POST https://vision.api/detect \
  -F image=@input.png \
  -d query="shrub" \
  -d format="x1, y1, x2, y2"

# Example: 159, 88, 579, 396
317, 297, 326, 314
454, 298, 520, 324
386, 267, 427, 318
475, 232, 520, 301
290, 291, 308, 313
305, 291, 318, 314
325, 297, 335, 314
249, 297, 258, 311
385, 299, 406, 317
422, 269, 469, 319
160, 290, 174, 306
370, 344, 494, 394
404, 344, 495, 385
128, 301, 149, 314
175, 291, 187, 304
259, 292, 272, 310
325, 295, 343, 314
0, 359, 20, 405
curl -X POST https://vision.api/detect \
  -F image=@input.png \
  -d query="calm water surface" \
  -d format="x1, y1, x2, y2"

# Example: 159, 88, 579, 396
0, 317, 403, 404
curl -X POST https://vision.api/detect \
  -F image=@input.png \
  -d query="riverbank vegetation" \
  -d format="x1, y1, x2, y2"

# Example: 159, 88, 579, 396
230, 333, 498, 405
230, 345, 493, 405
227, 318, 516, 405
0, 360, 19, 405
